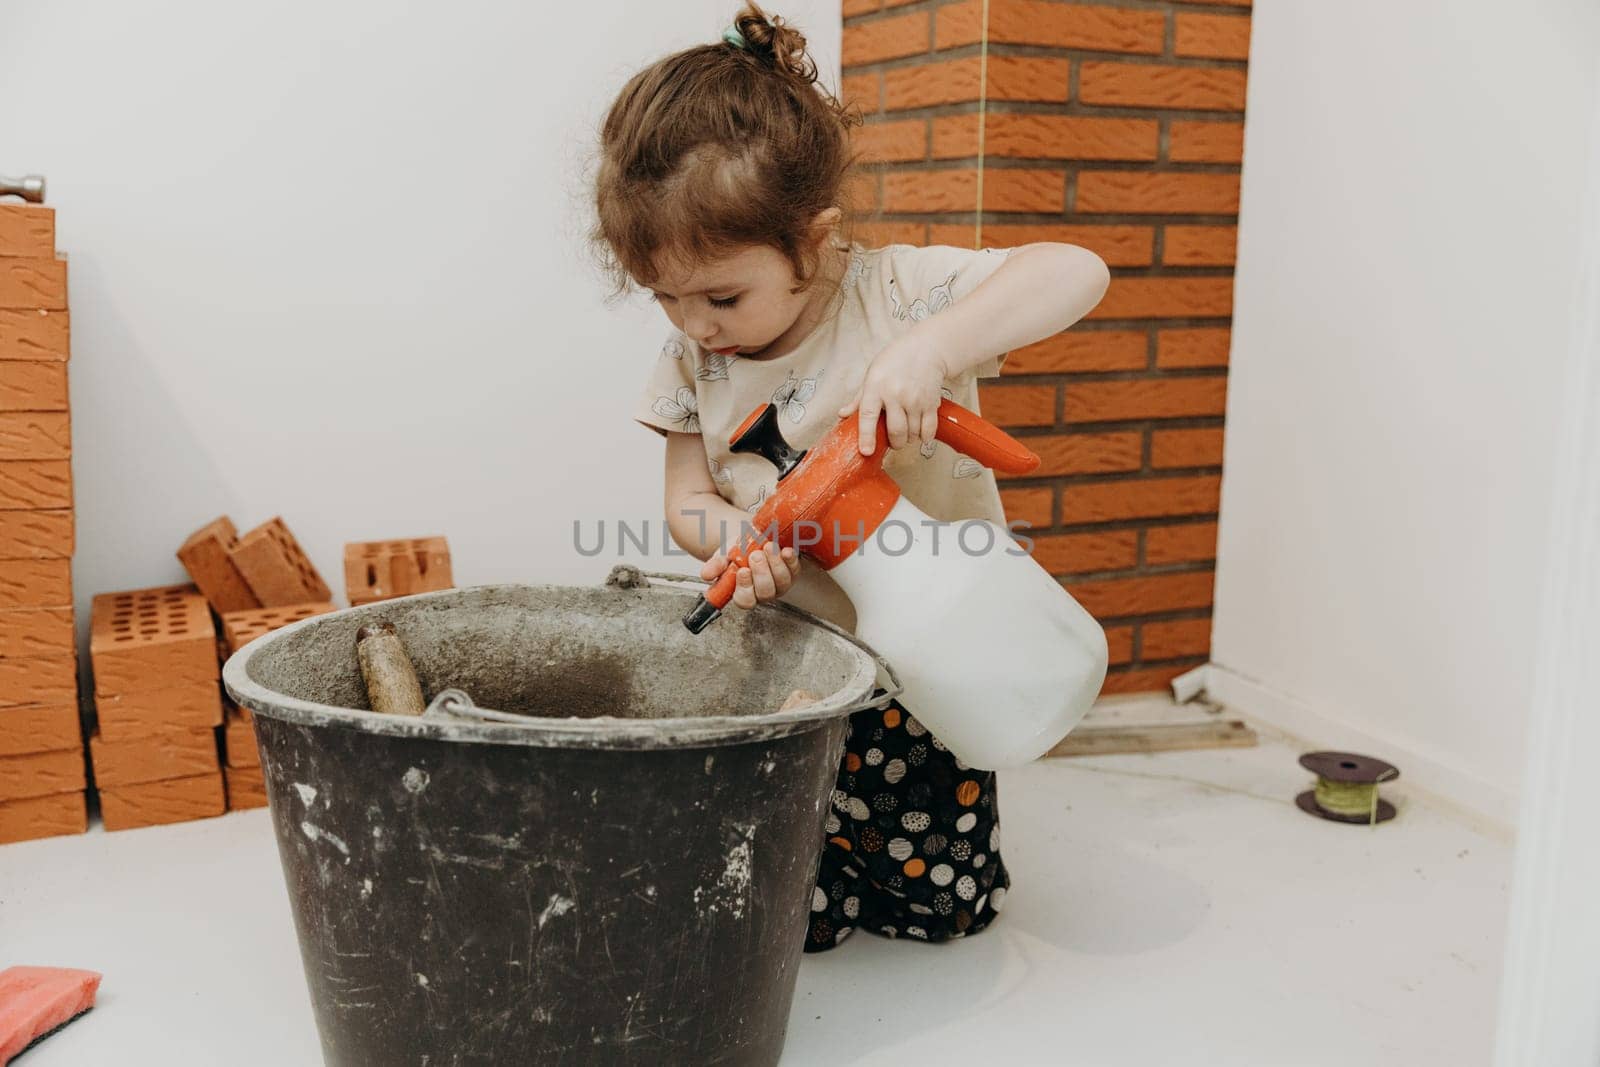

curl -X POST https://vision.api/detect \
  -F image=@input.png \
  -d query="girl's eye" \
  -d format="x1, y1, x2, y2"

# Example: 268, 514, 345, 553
709, 295, 740, 308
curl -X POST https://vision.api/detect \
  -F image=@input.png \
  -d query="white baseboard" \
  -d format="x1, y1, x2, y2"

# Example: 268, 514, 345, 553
1202, 662, 1518, 834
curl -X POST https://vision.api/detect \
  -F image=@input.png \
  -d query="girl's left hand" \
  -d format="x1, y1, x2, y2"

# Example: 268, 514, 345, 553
838, 330, 952, 456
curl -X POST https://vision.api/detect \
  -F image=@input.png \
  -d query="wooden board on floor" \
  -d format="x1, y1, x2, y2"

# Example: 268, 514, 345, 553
1047, 692, 1258, 757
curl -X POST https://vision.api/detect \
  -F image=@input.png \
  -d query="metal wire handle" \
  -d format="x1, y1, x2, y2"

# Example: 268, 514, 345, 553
602, 564, 904, 714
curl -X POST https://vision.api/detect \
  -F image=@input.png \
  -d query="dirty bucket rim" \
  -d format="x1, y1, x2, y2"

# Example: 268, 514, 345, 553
221, 582, 886, 751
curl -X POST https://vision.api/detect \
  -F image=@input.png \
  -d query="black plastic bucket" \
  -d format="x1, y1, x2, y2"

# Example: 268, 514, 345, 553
221, 568, 892, 1066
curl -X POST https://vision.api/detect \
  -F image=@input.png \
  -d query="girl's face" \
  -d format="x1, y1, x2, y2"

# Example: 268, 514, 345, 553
645, 245, 819, 359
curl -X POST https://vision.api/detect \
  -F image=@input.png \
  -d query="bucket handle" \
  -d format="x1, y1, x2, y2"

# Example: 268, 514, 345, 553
602, 564, 903, 716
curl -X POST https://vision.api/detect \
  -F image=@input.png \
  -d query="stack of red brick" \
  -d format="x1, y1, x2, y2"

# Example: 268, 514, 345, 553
0, 203, 84, 845
87, 584, 226, 830
178, 514, 335, 809
344, 537, 452, 606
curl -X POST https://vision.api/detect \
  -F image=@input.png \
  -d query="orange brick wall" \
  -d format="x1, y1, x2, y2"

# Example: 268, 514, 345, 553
842, 0, 1250, 694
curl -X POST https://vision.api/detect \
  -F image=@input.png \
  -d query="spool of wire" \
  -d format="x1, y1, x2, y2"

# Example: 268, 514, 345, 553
1296, 751, 1399, 826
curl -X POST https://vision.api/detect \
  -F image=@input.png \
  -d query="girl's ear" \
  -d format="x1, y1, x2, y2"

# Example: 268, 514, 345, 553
807, 206, 843, 246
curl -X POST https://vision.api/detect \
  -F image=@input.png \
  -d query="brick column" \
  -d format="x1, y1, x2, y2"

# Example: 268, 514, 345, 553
842, 0, 1250, 694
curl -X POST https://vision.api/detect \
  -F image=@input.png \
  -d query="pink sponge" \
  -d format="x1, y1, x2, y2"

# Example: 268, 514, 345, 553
0, 966, 102, 1065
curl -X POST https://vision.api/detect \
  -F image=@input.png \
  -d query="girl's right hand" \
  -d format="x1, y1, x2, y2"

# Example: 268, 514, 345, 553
700, 540, 802, 610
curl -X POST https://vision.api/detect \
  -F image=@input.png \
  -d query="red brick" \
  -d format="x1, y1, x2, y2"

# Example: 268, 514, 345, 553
1066, 378, 1228, 423
224, 706, 259, 769
853, 119, 927, 163
999, 486, 1052, 528
221, 601, 336, 654
1147, 521, 1220, 564
1062, 475, 1221, 523
1067, 571, 1215, 617
1141, 617, 1214, 660
0, 791, 86, 844
843, 11, 930, 66
1165, 225, 1238, 266
100, 772, 226, 831
344, 536, 452, 606
930, 224, 1154, 268
1170, 121, 1245, 163
0, 607, 74, 658
89, 585, 216, 696
1077, 172, 1240, 215
1105, 624, 1134, 665
1175, 13, 1252, 60
230, 516, 332, 607
1030, 530, 1138, 576
1100, 663, 1197, 695
90, 726, 219, 788
1003, 330, 1146, 374
933, 113, 1158, 161
0, 655, 76, 709
936, 0, 1163, 54
225, 763, 268, 810
0, 205, 55, 258
855, 221, 929, 247
0, 460, 72, 509
0, 258, 67, 310
884, 55, 1070, 110
1000, 432, 1142, 479
0, 413, 70, 460
95, 681, 224, 742
0, 559, 71, 609
0, 701, 80, 757
978, 383, 1055, 427
0, 747, 85, 802
177, 516, 259, 614
1088, 278, 1234, 320
0, 362, 68, 411
843, 0, 879, 18
841, 71, 881, 113
886, 168, 1065, 214
1158, 327, 1231, 367
0, 309, 69, 362
1152, 428, 1226, 469
0, 509, 72, 559
1079, 62, 1248, 111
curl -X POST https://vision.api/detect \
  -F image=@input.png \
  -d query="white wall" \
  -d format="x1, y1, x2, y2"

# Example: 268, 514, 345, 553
1213, 0, 1599, 822
0, 0, 839, 626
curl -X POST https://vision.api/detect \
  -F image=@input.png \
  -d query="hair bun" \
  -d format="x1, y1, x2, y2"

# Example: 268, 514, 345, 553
734, 4, 818, 86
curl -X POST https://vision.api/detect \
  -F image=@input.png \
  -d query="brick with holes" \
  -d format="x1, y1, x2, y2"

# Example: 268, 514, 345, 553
89, 584, 216, 696
0, 792, 87, 844
0, 747, 85, 802
344, 537, 452, 606
220, 601, 336, 655
176, 516, 259, 614
228, 516, 331, 607
225, 763, 267, 810
99, 771, 226, 831
94, 680, 223, 742
88, 726, 220, 788
0, 701, 80, 757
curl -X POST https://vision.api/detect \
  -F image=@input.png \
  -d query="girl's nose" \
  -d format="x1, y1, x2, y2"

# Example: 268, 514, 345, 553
683, 310, 716, 344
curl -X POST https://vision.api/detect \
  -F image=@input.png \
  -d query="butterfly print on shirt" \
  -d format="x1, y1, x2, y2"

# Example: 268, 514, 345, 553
651, 386, 700, 433
890, 271, 958, 323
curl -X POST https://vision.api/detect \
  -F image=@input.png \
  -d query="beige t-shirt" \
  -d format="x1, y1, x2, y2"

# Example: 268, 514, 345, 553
634, 243, 1014, 630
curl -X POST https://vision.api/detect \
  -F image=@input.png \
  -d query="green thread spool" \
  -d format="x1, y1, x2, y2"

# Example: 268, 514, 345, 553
1296, 751, 1399, 826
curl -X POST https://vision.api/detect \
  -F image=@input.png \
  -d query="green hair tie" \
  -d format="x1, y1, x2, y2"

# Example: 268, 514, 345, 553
721, 25, 748, 50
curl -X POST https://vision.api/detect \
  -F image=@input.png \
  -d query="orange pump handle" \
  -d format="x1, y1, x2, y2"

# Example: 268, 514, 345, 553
933, 398, 1040, 475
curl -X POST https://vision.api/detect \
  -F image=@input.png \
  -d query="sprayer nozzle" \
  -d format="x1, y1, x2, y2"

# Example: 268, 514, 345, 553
683, 597, 722, 634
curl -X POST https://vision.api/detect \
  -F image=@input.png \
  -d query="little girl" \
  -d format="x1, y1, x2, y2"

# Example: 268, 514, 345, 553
594, 4, 1109, 952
